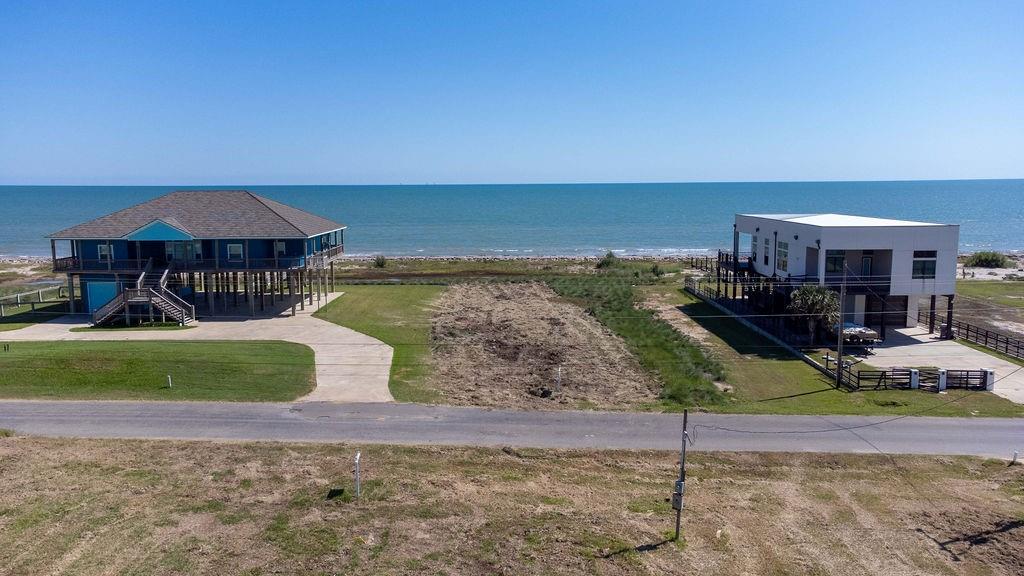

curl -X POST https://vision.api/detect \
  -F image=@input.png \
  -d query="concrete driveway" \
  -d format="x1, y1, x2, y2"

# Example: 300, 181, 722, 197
857, 326, 1024, 404
0, 292, 394, 403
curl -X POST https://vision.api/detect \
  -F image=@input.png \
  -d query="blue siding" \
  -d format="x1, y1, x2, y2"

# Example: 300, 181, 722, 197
74, 236, 326, 270
80, 240, 132, 269
124, 220, 193, 241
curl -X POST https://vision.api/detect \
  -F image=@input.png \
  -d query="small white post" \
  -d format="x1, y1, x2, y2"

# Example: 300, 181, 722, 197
909, 369, 919, 390
167, 374, 173, 388
937, 369, 947, 392
354, 451, 362, 499
556, 365, 562, 395
984, 369, 995, 391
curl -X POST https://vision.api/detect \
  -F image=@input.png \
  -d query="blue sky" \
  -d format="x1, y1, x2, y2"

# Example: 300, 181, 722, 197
1, 1, 1021, 184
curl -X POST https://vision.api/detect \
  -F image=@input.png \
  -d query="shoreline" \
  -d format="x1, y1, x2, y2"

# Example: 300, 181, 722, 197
3, 249, 1023, 265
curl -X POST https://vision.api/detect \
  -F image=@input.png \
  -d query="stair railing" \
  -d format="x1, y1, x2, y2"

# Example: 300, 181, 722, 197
91, 292, 126, 325
152, 260, 195, 322
135, 258, 154, 289
154, 288, 195, 322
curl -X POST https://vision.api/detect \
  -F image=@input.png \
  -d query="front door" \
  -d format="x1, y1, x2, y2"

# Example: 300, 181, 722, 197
861, 256, 873, 278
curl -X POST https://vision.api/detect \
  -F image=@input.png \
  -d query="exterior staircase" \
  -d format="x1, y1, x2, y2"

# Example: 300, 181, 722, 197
91, 259, 197, 326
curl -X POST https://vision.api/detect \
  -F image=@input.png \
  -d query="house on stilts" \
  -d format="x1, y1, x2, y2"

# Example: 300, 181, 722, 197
48, 190, 346, 326
724, 213, 959, 340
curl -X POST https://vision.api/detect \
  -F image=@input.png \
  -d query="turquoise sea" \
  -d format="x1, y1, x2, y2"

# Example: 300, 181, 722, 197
1, 180, 1022, 257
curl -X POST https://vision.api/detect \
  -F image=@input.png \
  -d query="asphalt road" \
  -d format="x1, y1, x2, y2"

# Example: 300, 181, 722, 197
1, 400, 1021, 457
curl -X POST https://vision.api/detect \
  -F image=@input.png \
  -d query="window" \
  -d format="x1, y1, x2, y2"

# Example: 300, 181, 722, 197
825, 250, 845, 273
275, 240, 287, 256
776, 241, 788, 272
763, 239, 769, 266
227, 243, 244, 261
751, 235, 758, 258
193, 240, 203, 258
912, 251, 937, 279
97, 244, 111, 261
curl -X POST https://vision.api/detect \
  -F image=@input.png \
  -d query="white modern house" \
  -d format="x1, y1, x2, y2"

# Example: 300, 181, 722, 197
731, 213, 959, 331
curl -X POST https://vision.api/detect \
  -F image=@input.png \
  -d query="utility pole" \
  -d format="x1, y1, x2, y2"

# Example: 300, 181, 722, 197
672, 409, 689, 541
836, 266, 847, 388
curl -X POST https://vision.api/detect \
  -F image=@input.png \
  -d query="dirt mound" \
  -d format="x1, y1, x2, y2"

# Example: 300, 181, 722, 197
429, 282, 658, 409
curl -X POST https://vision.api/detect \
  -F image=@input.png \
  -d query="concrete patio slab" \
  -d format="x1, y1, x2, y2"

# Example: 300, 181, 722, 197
0, 292, 394, 403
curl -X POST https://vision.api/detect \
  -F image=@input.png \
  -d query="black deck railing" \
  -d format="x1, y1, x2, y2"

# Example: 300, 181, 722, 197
916, 308, 1024, 360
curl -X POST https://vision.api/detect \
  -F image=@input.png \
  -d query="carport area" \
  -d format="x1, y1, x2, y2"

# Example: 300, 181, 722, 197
855, 326, 1024, 404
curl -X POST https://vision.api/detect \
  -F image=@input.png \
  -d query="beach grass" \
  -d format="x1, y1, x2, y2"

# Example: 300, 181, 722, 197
0, 341, 315, 401
546, 270, 725, 409
641, 286, 1024, 417
956, 279, 1024, 309
314, 284, 445, 402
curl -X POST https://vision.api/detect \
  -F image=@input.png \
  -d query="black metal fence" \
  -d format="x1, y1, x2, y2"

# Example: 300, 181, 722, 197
684, 275, 807, 345
837, 365, 987, 392
917, 308, 1024, 360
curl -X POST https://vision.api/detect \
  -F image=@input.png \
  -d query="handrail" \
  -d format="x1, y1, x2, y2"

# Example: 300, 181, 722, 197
155, 287, 194, 321
159, 260, 175, 287
91, 292, 126, 325
53, 256, 79, 271
135, 257, 154, 289
155, 260, 194, 320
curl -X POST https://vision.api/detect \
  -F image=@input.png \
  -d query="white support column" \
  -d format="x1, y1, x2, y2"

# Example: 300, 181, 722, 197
937, 369, 947, 392
817, 248, 827, 286
906, 297, 920, 328
910, 369, 920, 390
985, 369, 995, 391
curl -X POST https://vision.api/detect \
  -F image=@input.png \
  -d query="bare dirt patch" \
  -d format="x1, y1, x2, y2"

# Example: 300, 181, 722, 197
641, 290, 715, 346
429, 282, 658, 409
1, 437, 1021, 576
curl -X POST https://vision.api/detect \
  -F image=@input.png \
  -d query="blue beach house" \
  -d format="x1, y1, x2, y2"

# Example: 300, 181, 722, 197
48, 190, 346, 325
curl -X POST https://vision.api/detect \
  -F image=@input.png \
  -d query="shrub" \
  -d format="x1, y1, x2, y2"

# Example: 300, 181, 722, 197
650, 264, 664, 277
373, 255, 388, 268
789, 285, 840, 343
965, 251, 1010, 268
596, 251, 619, 269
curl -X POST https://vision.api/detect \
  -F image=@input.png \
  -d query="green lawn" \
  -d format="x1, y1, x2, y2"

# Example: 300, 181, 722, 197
956, 280, 1024, 309
641, 286, 1024, 417
314, 284, 445, 402
0, 341, 315, 401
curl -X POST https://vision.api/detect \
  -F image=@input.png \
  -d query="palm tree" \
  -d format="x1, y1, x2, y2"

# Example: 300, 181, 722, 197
788, 285, 840, 343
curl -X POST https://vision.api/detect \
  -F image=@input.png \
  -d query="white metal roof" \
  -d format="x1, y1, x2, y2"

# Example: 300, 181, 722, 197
739, 213, 947, 228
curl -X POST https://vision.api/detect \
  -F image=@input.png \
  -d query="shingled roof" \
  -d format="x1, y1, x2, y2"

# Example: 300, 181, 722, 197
49, 191, 346, 239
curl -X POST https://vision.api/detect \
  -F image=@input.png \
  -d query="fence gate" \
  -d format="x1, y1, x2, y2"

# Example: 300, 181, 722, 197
918, 369, 940, 391
945, 370, 987, 390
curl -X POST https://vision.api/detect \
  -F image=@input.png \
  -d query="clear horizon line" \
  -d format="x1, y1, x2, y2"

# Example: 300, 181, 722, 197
1, 176, 1023, 187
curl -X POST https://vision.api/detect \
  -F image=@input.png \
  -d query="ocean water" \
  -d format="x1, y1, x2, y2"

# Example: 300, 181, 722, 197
1, 180, 1022, 257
